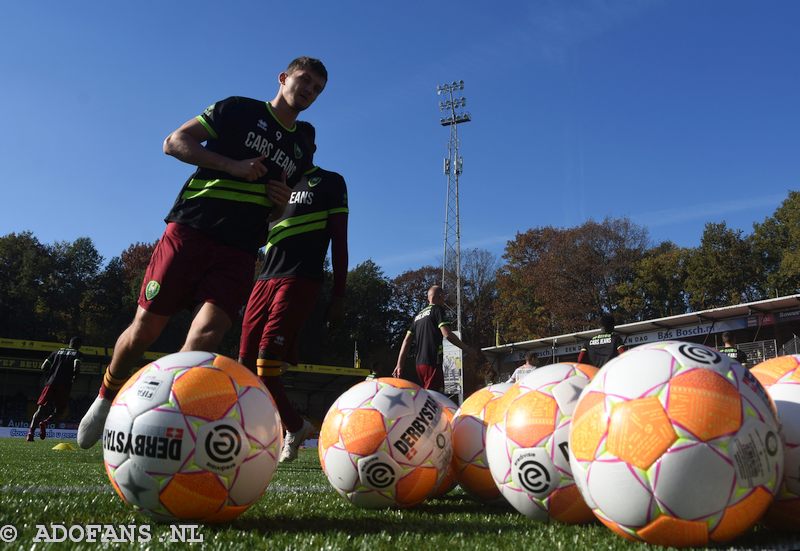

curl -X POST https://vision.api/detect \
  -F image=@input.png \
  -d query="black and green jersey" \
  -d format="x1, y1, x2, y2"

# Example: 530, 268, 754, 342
258, 166, 348, 281
580, 332, 625, 368
165, 96, 314, 253
408, 304, 452, 366
719, 346, 748, 366
43, 347, 82, 386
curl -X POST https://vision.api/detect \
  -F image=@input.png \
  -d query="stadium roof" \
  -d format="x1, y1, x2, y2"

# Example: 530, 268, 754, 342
482, 293, 800, 357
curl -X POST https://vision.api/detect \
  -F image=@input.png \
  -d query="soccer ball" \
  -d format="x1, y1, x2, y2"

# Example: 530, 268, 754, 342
318, 377, 451, 508
751, 355, 800, 530
427, 390, 458, 498
103, 351, 282, 522
485, 363, 598, 522
569, 341, 783, 546
451, 382, 512, 502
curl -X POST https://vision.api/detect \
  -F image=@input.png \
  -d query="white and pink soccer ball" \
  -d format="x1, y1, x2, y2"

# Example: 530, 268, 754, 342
752, 354, 800, 530
569, 341, 783, 547
103, 351, 282, 522
318, 378, 451, 508
485, 363, 598, 522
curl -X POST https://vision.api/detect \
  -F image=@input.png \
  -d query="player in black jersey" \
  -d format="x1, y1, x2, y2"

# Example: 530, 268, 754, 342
78, 57, 328, 449
393, 285, 476, 392
27, 337, 82, 442
718, 331, 749, 368
239, 131, 349, 462
577, 314, 625, 368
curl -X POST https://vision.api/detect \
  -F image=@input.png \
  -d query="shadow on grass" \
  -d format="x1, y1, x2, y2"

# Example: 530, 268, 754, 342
228, 512, 521, 537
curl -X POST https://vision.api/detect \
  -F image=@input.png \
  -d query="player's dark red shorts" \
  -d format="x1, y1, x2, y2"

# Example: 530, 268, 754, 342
416, 364, 444, 392
138, 222, 256, 322
37, 383, 71, 410
239, 276, 321, 366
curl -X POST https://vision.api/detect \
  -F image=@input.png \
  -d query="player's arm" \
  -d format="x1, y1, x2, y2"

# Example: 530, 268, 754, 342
440, 324, 475, 356
73, 355, 82, 382
615, 334, 626, 355
325, 213, 349, 328
163, 117, 268, 182
40, 352, 55, 372
393, 331, 413, 378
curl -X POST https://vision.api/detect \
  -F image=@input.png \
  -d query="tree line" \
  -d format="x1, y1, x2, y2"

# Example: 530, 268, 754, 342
1, 191, 798, 372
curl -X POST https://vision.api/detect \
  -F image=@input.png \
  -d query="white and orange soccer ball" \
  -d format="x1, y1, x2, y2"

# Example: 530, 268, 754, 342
103, 351, 282, 522
427, 390, 459, 498
452, 383, 511, 502
569, 341, 783, 547
485, 363, 598, 522
318, 378, 451, 508
752, 354, 800, 530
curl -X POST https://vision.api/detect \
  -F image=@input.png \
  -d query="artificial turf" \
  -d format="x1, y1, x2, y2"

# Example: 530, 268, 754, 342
0, 439, 796, 550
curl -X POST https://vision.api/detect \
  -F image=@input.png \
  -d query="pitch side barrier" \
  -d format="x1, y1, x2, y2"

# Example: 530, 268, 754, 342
0, 337, 370, 378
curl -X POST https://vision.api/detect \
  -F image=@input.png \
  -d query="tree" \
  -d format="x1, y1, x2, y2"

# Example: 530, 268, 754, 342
618, 241, 690, 320
461, 248, 499, 348
752, 191, 800, 297
324, 260, 397, 372
390, 266, 440, 342
46, 237, 104, 340
496, 218, 648, 340
495, 227, 556, 343
0, 232, 53, 338
120, 242, 157, 302
685, 222, 760, 310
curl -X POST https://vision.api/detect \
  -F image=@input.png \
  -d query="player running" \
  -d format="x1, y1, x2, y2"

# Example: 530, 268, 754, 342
27, 337, 82, 442
77, 57, 327, 449
239, 132, 349, 463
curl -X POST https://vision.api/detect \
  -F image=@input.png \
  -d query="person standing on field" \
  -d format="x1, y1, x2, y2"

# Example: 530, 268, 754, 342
77, 57, 328, 449
506, 350, 539, 383
393, 285, 477, 393
239, 130, 349, 463
577, 313, 625, 368
718, 331, 749, 368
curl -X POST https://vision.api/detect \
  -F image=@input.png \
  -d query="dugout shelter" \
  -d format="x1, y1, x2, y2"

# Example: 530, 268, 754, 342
483, 294, 800, 381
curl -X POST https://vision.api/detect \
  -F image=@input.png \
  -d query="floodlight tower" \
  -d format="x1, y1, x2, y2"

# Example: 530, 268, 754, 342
436, 80, 471, 332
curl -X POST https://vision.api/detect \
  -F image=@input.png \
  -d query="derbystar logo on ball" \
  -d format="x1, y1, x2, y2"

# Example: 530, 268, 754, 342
392, 395, 440, 460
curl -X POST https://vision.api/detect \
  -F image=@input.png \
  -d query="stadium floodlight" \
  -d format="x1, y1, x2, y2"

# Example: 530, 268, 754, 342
435, 79, 471, 403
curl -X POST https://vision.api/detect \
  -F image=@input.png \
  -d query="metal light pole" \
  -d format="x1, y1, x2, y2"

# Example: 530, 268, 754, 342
436, 80, 471, 333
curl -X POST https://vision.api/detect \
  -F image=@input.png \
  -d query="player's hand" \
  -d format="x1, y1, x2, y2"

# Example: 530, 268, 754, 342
266, 171, 291, 206
227, 155, 268, 181
325, 296, 345, 330
392, 365, 402, 378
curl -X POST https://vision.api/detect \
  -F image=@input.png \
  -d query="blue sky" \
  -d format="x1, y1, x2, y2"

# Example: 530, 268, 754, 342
2, 1, 798, 277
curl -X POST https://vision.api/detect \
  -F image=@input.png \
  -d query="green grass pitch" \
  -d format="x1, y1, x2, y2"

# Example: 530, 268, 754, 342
0, 438, 797, 550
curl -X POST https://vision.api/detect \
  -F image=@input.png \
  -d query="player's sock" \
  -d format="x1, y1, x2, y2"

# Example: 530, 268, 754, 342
256, 359, 303, 432
98, 370, 128, 401
78, 367, 123, 450
280, 419, 313, 463
39, 421, 48, 440
26, 431, 34, 442
77, 395, 112, 449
